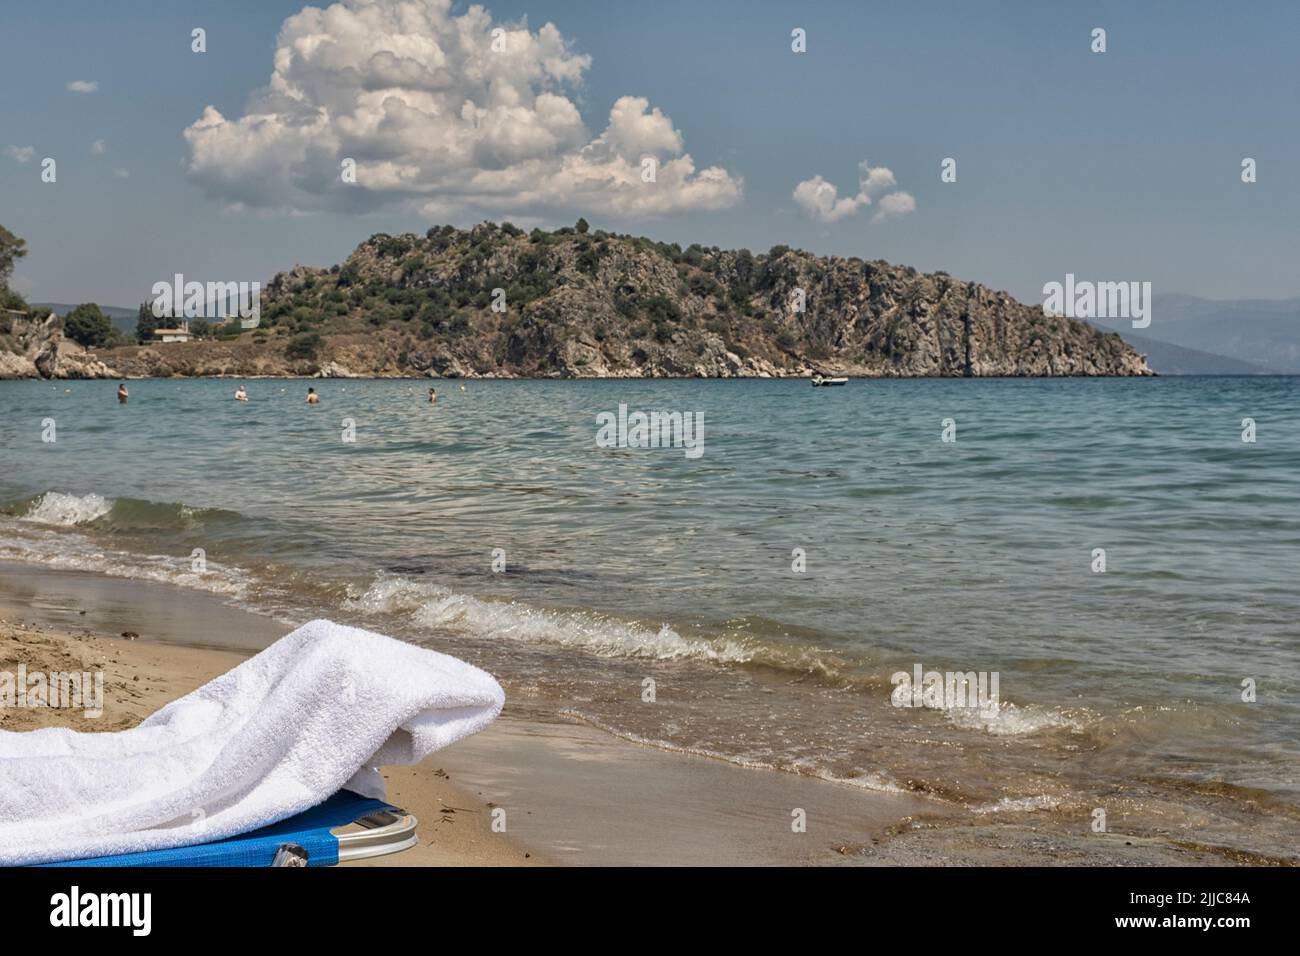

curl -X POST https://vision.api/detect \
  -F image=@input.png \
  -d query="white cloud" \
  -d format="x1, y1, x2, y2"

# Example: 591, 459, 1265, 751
113, 168, 130, 178
66, 80, 99, 94
182, 0, 741, 219
871, 190, 916, 223
792, 160, 915, 224
792, 174, 868, 223
4, 145, 35, 163
91, 139, 107, 155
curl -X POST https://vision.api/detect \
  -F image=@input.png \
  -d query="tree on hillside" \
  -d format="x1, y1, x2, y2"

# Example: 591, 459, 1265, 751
0, 224, 27, 288
0, 286, 28, 313
136, 301, 160, 343
64, 303, 113, 347
575, 217, 589, 234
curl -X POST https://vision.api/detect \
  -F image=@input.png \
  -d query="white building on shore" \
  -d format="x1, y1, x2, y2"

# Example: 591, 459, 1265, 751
152, 319, 191, 343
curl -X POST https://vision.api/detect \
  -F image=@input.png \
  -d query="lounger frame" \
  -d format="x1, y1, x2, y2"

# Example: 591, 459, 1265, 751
336, 809, 419, 862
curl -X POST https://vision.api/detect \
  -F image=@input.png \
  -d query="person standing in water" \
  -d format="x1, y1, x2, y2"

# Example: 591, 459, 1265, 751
235, 385, 248, 401
306, 387, 319, 405
428, 387, 437, 404
117, 383, 128, 404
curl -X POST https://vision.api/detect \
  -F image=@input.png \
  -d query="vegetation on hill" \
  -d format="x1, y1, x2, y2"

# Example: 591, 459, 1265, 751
0, 225, 29, 314
2, 219, 1152, 379
223, 220, 1149, 378
63, 304, 113, 348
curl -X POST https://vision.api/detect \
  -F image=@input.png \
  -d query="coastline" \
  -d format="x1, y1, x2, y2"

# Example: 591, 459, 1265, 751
0, 564, 939, 866
3, 562, 1286, 866
2, 369, 1163, 381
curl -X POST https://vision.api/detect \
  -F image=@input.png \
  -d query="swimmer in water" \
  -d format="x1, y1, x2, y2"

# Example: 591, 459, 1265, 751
117, 383, 128, 404
428, 388, 437, 403
306, 387, 319, 405
235, 385, 248, 401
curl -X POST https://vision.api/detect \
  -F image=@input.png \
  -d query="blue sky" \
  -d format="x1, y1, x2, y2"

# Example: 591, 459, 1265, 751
1, 0, 1297, 307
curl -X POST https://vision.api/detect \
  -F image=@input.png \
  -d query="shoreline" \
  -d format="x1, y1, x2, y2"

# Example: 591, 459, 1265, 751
0, 563, 940, 865
4, 370, 1173, 381
3, 561, 1287, 866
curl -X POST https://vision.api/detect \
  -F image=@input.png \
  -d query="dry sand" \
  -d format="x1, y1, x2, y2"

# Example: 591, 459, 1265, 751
0, 617, 541, 866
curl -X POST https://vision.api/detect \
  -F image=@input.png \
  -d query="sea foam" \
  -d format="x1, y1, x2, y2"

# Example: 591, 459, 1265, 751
20, 491, 113, 526
343, 573, 757, 664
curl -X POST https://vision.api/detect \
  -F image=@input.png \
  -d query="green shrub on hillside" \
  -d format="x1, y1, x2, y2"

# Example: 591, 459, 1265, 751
285, 331, 323, 360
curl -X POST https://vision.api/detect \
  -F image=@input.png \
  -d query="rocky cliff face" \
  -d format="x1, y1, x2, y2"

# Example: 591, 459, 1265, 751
58, 223, 1153, 379
0, 313, 117, 380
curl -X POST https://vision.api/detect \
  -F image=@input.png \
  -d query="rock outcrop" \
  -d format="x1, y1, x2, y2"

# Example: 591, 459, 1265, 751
37, 223, 1154, 379
0, 312, 117, 379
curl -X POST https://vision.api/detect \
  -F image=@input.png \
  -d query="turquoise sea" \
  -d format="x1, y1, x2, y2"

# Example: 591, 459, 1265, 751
2, 376, 1297, 858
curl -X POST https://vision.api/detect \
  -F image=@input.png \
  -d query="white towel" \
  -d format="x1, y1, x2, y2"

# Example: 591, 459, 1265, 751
0, 619, 504, 865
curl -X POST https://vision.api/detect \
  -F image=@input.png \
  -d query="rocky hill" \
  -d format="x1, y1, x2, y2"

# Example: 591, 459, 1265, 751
27, 222, 1153, 379
0, 311, 116, 380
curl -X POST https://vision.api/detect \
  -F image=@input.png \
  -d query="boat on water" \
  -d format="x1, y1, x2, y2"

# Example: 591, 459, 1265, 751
810, 373, 849, 387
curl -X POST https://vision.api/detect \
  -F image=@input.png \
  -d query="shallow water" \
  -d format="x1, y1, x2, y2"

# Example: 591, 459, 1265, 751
2, 376, 1297, 859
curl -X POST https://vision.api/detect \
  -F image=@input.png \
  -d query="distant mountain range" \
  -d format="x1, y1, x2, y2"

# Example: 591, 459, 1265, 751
1090, 323, 1282, 375
1094, 294, 1300, 375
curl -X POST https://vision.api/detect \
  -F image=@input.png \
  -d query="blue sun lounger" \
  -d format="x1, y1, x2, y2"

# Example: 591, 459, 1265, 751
41, 791, 419, 867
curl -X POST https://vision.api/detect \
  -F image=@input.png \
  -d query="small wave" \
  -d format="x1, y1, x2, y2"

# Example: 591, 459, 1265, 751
972, 794, 1062, 815
944, 699, 1086, 736
0, 522, 252, 600
9, 491, 238, 533
18, 491, 112, 526
343, 574, 757, 663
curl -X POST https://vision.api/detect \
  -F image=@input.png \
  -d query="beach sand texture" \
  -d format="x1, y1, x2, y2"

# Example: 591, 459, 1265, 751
3, 568, 1286, 866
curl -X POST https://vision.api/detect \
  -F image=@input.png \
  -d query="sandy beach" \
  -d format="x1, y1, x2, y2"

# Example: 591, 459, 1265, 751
4, 562, 1286, 866
0, 613, 540, 867
0, 565, 942, 866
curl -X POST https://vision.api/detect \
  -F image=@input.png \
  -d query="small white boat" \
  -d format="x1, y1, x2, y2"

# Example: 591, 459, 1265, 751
810, 374, 848, 387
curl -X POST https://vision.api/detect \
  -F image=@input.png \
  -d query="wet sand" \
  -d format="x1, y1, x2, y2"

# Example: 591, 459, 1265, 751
0, 563, 944, 865
2, 562, 1274, 866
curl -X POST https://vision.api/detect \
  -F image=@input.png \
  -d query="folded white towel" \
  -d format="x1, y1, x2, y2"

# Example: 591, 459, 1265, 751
0, 619, 504, 865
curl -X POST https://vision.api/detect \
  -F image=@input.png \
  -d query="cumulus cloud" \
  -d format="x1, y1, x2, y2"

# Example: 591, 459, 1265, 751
871, 190, 916, 223
66, 80, 98, 94
4, 145, 35, 163
792, 175, 868, 223
182, 0, 741, 218
792, 160, 915, 224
